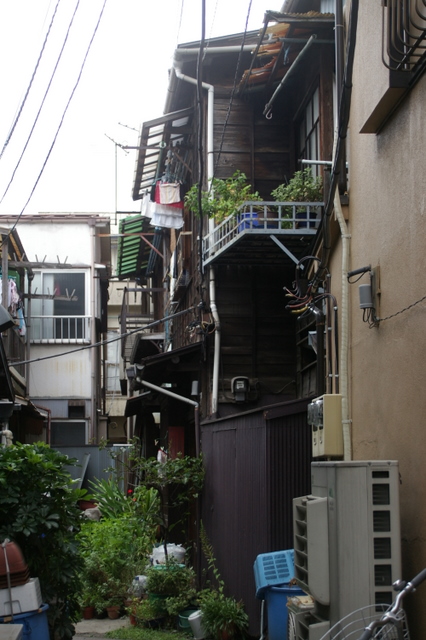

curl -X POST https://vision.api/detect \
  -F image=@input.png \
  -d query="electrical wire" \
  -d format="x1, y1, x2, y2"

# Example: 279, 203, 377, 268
13, 305, 197, 367
0, 0, 62, 162
0, 0, 82, 207
213, 0, 253, 177
2, 0, 108, 244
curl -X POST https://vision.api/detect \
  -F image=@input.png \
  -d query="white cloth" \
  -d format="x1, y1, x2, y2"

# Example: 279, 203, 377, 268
144, 201, 184, 229
159, 182, 181, 204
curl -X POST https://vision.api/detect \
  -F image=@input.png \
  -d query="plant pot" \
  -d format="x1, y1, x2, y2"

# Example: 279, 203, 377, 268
238, 212, 259, 232
82, 606, 95, 620
129, 614, 137, 626
178, 606, 198, 630
106, 605, 121, 619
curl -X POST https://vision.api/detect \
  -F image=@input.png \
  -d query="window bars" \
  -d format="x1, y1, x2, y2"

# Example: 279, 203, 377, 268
382, 0, 426, 72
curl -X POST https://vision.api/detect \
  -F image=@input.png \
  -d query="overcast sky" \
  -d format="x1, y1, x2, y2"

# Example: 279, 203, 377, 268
0, 0, 276, 219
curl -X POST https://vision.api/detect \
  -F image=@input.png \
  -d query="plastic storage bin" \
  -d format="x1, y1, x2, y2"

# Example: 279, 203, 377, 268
265, 585, 304, 640
0, 604, 49, 640
253, 549, 295, 599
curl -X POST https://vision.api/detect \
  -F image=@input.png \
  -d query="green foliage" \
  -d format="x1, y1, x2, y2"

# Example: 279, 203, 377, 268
89, 477, 159, 521
185, 171, 261, 223
77, 506, 158, 613
0, 442, 87, 640
271, 168, 323, 204
200, 592, 249, 640
105, 625, 190, 640
198, 525, 248, 639
145, 561, 196, 617
126, 447, 204, 550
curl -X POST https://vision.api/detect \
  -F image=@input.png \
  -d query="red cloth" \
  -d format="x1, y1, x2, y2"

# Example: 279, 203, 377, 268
155, 181, 183, 209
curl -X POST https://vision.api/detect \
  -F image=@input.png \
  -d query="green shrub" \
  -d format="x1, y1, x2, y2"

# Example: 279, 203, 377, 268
0, 442, 87, 639
185, 171, 261, 223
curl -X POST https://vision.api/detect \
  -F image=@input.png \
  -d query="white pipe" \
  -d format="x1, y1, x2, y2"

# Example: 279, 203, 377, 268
173, 56, 220, 415
209, 267, 221, 415
172, 61, 215, 185
334, 178, 351, 460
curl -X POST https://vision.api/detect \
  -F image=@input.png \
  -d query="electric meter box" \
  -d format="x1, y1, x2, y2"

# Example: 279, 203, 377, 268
308, 394, 343, 458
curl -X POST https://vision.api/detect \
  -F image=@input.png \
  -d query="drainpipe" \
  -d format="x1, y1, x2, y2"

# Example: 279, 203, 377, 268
90, 223, 96, 443
172, 54, 221, 417
334, 187, 351, 460
172, 54, 215, 188
209, 267, 221, 416
310, 306, 325, 396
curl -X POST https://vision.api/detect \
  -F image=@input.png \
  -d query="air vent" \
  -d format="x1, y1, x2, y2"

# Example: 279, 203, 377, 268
374, 538, 391, 559
373, 511, 391, 532
373, 484, 390, 504
375, 564, 392, 586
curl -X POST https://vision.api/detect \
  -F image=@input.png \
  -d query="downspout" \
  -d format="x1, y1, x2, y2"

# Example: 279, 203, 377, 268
90, 223, 96, 443
334, 187, 351, 460
172, 55, 221, 416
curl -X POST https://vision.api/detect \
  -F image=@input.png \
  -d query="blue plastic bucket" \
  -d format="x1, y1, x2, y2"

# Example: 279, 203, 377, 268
265, 585, 304, 640
0, 604, 49, 640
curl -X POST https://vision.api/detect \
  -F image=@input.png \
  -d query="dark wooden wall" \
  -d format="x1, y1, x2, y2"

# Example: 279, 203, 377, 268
214, 264, 297, 407
201, 399, 312, 636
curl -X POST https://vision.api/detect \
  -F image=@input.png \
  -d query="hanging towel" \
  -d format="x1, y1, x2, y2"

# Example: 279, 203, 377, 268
155, 181, 183, 209
159, 182, 181, 204
149, 203, 184, 229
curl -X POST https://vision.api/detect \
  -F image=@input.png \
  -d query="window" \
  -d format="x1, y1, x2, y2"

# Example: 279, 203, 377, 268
50, 420, 87, 446
297, 87, 320, 177
31, 271, 89, 342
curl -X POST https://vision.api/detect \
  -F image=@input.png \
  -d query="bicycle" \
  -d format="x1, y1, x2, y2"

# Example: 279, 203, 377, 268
315, 568, 426, 640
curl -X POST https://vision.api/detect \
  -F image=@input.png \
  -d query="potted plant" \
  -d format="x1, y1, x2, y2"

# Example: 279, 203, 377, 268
197, 526, 249, 640
146, 560, 195, 616
130, 598, 166, 628
199, 591, 249, 640
271, 167, 323, 228
184, 170, 261, 224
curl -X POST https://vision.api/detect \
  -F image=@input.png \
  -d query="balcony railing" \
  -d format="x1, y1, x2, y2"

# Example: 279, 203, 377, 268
203, 201, 322, 265
30, 316, 91, 343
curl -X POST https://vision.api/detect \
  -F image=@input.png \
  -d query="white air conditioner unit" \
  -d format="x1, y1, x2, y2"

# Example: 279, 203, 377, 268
293, 461, 401, 636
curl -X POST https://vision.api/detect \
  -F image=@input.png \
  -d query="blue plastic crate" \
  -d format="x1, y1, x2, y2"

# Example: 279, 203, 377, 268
253, 549, 295, 599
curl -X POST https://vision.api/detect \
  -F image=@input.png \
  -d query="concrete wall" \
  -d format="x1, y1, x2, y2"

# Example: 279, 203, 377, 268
329, 2, 426, 636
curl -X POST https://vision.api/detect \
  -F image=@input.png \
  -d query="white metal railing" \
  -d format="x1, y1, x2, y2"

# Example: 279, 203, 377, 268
30, 316, 91, 343
203, 200, 323, 264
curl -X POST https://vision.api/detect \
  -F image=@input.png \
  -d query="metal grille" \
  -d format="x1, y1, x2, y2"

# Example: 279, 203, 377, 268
382, 0, 426, 72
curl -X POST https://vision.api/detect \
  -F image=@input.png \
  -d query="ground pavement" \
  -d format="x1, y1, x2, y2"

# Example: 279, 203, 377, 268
74, 615, 131, 639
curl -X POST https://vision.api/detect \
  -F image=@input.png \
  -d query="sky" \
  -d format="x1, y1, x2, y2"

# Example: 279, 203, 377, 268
0, 0, 278, 220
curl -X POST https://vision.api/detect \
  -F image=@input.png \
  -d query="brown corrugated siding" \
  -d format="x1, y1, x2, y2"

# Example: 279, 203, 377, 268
201, 399, 312, 635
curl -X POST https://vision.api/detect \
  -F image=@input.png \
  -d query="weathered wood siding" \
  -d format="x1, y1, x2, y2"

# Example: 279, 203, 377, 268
201, 399, 312, 635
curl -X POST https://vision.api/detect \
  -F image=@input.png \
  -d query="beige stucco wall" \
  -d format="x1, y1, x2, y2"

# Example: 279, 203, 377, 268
330, 1, 426, 635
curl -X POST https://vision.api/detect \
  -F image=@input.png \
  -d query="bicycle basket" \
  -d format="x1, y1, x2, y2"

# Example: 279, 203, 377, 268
317, 604, 409, 640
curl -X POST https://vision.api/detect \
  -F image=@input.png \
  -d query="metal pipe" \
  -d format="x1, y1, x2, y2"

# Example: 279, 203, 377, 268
263, 35, 317, 117
138, 378, 200, 456
310, 305, 325, 396
209, 267, 221, 416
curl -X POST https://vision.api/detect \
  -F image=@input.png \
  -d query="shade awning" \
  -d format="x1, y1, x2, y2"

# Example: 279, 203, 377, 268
116, 215, 162, 280
132, 107, 194, 201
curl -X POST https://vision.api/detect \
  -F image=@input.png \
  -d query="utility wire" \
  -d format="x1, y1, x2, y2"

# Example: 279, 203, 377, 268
13, 305, 196, 366
0, 0, 62, 162
213, 0, 253, 177
0, 0, 82, 207
3, 0, 108, 242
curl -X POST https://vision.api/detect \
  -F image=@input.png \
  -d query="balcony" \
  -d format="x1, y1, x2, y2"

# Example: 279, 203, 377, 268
30, 316, 91, 343
202, 201, 322, 268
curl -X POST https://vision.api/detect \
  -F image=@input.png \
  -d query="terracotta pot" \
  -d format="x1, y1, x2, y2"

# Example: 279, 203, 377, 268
106, 605, 121, 619
82, 606, 95, 620
129, 614, 137, 626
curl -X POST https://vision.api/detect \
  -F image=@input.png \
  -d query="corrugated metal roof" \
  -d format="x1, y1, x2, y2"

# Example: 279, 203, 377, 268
116, 215, 161, 280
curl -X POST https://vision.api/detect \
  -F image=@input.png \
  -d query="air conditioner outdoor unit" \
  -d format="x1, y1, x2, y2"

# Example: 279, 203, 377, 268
292, 461, 401, 637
